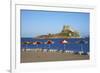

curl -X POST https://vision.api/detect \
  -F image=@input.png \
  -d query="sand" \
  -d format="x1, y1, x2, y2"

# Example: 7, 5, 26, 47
21, 50, 89, 63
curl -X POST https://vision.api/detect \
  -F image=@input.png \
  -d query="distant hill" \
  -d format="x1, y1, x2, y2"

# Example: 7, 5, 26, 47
35, 25, 80, 39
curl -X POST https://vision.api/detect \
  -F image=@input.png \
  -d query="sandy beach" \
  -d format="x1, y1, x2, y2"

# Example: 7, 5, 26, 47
21, 49, 89, 63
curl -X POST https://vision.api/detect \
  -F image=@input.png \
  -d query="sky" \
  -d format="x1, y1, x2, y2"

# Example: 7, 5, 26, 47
21, 10, 90, 38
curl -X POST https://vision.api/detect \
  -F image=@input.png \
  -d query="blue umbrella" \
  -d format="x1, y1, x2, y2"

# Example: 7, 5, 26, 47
79, 39, 85, 54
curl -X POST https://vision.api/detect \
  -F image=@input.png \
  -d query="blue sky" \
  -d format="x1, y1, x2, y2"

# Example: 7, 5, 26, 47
21, 10, 90, 38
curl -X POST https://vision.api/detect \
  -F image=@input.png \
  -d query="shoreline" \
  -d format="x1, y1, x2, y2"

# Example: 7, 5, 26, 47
21, 50, 89, 63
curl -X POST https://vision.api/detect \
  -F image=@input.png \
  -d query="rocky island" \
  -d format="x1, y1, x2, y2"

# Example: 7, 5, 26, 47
35, 25, 80, 39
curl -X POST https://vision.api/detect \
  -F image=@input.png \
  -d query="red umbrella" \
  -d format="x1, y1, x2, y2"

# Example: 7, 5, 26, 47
60, 40, 68, 52
45, 40, 54, 52
32, 41, 42, 44
33, 41, 42, 48
60, 40, 68, 44
36, 41, 42, 44
46, 40, 54, 44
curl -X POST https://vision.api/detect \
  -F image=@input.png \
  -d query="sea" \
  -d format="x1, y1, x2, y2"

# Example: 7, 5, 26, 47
21, 38, 89, 53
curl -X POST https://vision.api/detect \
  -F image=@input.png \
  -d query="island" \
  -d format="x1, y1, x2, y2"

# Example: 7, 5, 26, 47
35, 25, 80, 39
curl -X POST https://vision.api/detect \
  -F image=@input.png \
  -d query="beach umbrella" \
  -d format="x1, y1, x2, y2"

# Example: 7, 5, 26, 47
78, 39, 85, 55
23, 41, 31, 51
60, 40, 68, 53
45, 40, 54, 52
33, 41, 42, 48
32, 41, 42, 52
